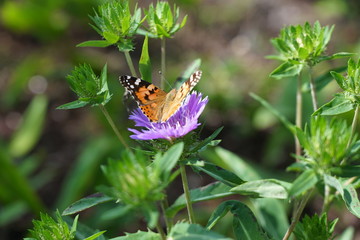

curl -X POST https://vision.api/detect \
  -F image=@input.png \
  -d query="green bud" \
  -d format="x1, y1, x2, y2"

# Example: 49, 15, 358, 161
28, 210, 77, 240
88, 0, 143, 51
293, 213, 337, 240
101, 150, 165, 207
270, 21, 334, 66
142, 1, 187, 39
298, 117, 353, 171
57, 63, 111, 109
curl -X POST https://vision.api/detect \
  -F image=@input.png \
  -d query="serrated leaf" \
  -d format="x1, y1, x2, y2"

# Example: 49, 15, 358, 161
289, 169, 318, 197
10, 95, 48, 157
169, 222, 231, 240
270, 61, 303, 79
62, 193, 114, 216
313, 95, 354, 116
166, 182, 234, 218
324, 174, 360, 218
193, 162, 244, 187
231, 179, 291, 199
206, 200, 271, 240
77, 40, 113, 48
139, 35, 152, 82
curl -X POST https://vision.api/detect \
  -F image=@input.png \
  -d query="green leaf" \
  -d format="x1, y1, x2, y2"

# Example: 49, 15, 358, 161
139, 35, 152, 82
231, 179, 291, 199
316, 52, 356, 62
193, 162, 244, 187
206, 200, 271, 240
190, 127, 223, 153
169, 222, 231, 240
324, 174, 360, 218
109, 230, 161, 240
84, 231, 107, 240
76, 40, 113, 48
250, 93, 295, 134
166, 182, 234, 218
9, 95, 48, 157
313, 95, 354, 116
56, 137, 117, 210
201, 147, 262, 181
56, 100, 88, 110
252, 198, 289, 240
62, 193, 114, 216
270, 61, 303, 79
330, 165, 360, 178
289, 169, 318, 197
153, 142, 183, 179
336, 227, 354, 240
331, 71, 347, 90
64, 216, 107, 240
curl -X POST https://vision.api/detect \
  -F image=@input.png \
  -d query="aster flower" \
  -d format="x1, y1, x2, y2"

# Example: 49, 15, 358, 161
128, 92, 208, 141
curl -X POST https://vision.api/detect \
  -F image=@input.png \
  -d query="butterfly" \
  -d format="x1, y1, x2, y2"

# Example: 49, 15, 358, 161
120, 71, 202, 122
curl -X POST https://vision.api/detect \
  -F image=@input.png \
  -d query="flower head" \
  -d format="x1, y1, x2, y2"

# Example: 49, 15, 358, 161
128, 92, 208, 140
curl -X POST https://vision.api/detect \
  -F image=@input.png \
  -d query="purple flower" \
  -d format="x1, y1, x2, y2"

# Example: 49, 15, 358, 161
128, 92, 208, 140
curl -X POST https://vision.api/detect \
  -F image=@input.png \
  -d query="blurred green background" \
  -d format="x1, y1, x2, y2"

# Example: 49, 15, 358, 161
1, 0, 360, 239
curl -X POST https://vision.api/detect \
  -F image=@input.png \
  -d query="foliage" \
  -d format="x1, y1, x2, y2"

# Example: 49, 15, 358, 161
9, 0, 360, 239
27, 211, 78, 240
293, 213, 337, 240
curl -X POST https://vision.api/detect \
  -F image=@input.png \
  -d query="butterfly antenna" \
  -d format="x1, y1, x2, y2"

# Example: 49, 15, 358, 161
159, 71, 172, 89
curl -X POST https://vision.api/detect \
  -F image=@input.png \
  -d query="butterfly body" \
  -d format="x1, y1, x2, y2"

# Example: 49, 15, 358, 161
120, 71, 202, 122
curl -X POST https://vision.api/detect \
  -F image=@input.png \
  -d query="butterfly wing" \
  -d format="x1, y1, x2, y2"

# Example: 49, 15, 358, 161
119, 76, 167, 122
159, 70, 202, 122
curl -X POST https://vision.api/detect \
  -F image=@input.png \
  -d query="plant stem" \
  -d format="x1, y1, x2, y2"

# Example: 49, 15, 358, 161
124, 51, 137, 77
347, 105, 359, 149
161, 197, 173, 232
308, 67, 318, 111
99, 104, 130, 150
180, 164, 195, 223
161, 37, 166, 89
295, 72, 303, 160
156, 221, 166, 240
283, 189, 313, 240
322, 184, 332, 214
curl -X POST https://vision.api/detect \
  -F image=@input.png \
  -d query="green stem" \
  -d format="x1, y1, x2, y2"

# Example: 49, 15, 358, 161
180, 164, 195, 223
161, 197, 173, 232
283, 189, 313, 240
124, 51, 137, 77
322, 184, 332, 214
161, 37, 166, 89
295, 72, 303, 160
308, 67, 318, 111
156, 221, 166, 240
99, 104, 130, 150
347, 105, 359, 149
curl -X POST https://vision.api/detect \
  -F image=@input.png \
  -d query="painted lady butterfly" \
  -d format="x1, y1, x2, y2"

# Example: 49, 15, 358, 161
120, 71, 202, 122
